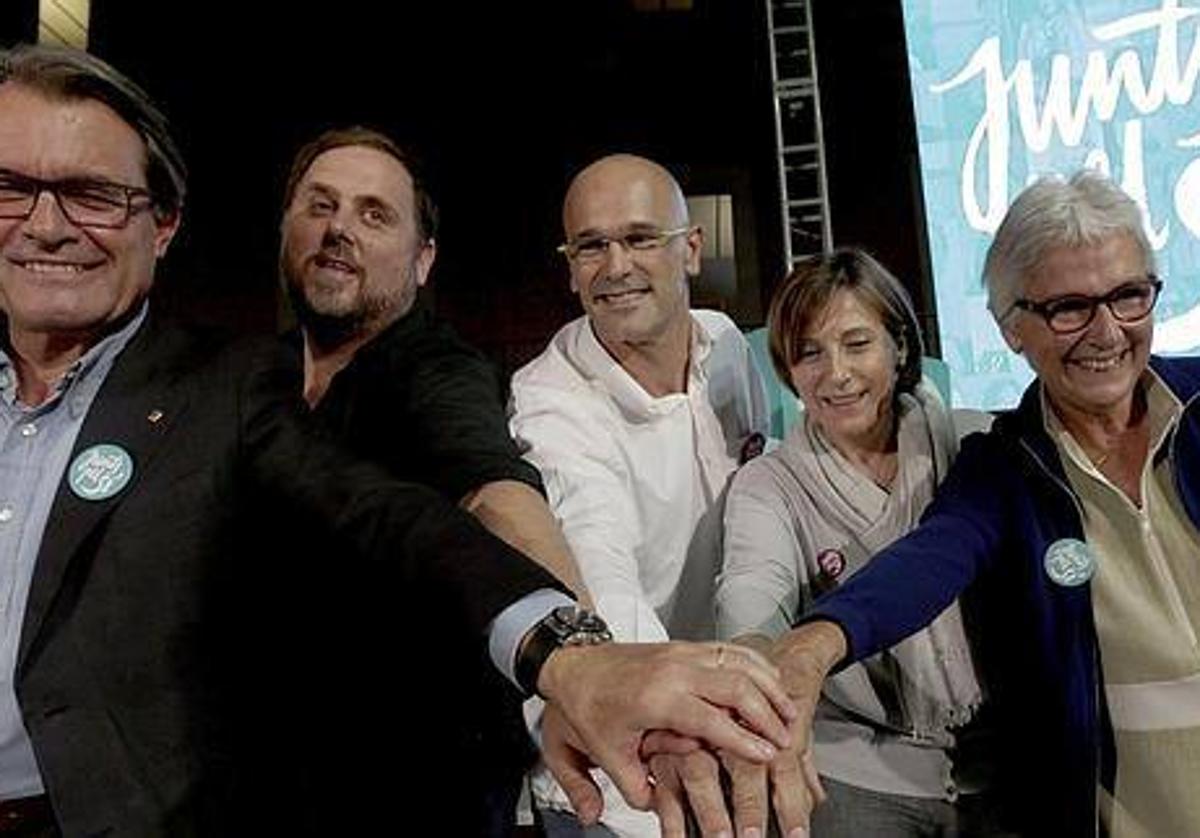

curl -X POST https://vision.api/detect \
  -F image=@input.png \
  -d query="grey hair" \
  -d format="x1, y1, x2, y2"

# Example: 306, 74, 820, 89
0, 43, 187, 218
983, 170, 1154, 318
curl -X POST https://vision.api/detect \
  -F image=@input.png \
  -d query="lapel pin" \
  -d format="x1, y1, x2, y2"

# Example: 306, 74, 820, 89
68, 443, 135, 502
147, 409, 164, 424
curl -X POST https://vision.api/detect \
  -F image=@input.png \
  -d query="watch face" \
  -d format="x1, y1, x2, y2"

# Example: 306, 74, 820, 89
551, 605, 578, 624
549, 606, 612, 644
546, 606, 579, 642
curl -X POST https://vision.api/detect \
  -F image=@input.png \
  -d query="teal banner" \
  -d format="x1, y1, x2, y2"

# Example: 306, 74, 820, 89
900, 0, 1200, 407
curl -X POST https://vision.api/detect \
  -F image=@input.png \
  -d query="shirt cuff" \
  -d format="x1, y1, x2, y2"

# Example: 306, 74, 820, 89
488, 588, 577, 690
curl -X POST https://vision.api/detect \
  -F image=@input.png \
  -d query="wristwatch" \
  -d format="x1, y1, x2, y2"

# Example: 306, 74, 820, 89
515, 605, 612, 697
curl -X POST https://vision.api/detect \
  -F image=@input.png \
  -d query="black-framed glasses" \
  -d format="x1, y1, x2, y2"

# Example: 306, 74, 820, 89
557, 225, 690, 263
1008, 276, 1162, 334
0, 168, 154, 229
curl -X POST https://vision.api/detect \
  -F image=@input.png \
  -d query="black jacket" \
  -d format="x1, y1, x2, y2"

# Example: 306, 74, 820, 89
21, 313, 558, 835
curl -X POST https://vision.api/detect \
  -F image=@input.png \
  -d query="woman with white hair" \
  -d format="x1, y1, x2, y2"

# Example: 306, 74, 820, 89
754, 170, 1200, 837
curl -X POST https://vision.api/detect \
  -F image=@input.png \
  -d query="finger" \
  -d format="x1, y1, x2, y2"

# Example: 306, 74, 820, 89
702, 643, 798, 725
768, 747, 811, 837
649, 755, 689, 838
589, 739, 654, 811
641, 730, 703, 758
663, 693, 780, 765
801, 748, 826, 805
675, 750, 732, 837
667, 693, 783, 765
545, 743, 604, 824
722, 750, 768, 837
689, 669, 793, 753
541, 711, 605, 825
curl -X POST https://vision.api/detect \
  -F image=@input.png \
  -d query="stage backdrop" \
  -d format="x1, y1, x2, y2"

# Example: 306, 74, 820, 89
900, 0, 1200, 408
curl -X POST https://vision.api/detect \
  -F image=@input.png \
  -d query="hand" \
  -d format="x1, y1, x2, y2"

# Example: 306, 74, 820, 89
768, 621, 847, 759
720, 621, 844, 835
648, 747, 727, 837
643, 701, 830, 830
538, 641, 797, 821
649, 623, 843, 837
647, 738, 825, 838
721, 726, 825, 837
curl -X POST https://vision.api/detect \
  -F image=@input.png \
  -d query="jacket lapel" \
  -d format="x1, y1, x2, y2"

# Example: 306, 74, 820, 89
18, 316, 195, 671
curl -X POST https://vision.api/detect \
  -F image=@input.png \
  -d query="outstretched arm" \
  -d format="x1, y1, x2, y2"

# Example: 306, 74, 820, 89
461, 478, 591, 607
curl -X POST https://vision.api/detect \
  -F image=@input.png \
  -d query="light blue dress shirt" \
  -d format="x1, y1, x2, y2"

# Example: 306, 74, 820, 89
0, 305, 146, 798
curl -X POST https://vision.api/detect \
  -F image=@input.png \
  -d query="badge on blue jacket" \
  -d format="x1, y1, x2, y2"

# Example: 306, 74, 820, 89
68, 444, 135, 501
1043, 538, 1095, 587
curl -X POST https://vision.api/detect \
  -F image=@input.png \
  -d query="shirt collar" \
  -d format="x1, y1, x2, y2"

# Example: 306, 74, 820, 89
575, 313, 710, 420
1042, 368, 1183, 471
0, 301, 149, 411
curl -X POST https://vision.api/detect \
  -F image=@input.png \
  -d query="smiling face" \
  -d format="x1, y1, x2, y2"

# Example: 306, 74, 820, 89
1001, 233, 1152, 422
280, 144, 434, 342
788, 288, 902, 455
0, 83, 178, 347
562, 155, 701, 354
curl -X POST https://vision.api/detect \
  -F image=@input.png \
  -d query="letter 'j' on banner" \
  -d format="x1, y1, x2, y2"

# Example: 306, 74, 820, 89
900, 0, 1200, 409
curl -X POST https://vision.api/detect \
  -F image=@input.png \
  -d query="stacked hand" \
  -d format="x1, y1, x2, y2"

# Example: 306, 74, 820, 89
537, 640, 799, 825
541, 622, 846, 835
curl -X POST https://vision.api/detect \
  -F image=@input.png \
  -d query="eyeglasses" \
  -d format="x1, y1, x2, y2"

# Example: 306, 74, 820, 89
0, 168, 154, 229
1007, 276, 1162, 334
557, 226, 690, 263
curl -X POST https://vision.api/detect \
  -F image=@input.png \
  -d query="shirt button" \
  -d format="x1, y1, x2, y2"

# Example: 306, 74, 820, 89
19, 423, 37, 438
0, 506, 13, 523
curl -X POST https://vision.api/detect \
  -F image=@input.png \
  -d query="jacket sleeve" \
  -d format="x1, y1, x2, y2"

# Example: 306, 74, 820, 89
405, 344, 545, 502
717, 459, 807, 641
233, 339, 563, 638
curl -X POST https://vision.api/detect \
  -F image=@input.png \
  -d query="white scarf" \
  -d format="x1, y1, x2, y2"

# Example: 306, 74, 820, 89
776, 381, 982, 738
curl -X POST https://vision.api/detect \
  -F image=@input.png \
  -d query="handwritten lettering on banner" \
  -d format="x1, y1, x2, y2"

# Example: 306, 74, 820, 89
916, 0, 1200, 370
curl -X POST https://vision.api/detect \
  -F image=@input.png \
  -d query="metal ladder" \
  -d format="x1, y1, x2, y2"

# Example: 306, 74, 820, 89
765, 0, 831, 270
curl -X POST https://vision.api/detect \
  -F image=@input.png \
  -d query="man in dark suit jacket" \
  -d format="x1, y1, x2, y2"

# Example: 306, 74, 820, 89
0, 43, 797, 836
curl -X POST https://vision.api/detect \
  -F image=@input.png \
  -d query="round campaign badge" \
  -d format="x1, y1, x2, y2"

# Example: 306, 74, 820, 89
1043, 538, 1095, 587
68, 444, 135, 501
817, 548, 846, 580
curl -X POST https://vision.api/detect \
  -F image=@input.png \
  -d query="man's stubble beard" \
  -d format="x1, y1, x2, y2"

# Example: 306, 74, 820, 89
282, 258, 418, 351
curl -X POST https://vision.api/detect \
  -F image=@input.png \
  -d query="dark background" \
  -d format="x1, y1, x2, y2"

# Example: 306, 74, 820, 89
1, 0, 933, 373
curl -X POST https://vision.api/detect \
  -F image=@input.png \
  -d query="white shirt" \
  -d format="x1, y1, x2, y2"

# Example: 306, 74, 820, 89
509, 310, 768, 835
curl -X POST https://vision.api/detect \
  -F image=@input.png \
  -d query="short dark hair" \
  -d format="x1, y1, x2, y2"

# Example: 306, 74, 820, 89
281, 126, 438, 242
0, 43, 187, 218
767, 247, 925, 397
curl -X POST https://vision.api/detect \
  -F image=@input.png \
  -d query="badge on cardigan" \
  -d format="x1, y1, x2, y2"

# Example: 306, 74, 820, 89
817, 548, 846, 580
68, 444, 135, 501
1043, 538, 1095, 587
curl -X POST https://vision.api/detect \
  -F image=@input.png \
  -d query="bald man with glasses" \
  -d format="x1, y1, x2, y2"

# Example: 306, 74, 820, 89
509, 154, 770, 835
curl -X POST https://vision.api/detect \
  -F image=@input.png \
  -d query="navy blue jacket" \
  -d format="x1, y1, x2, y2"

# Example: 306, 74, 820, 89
809, 355, 1200, 836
